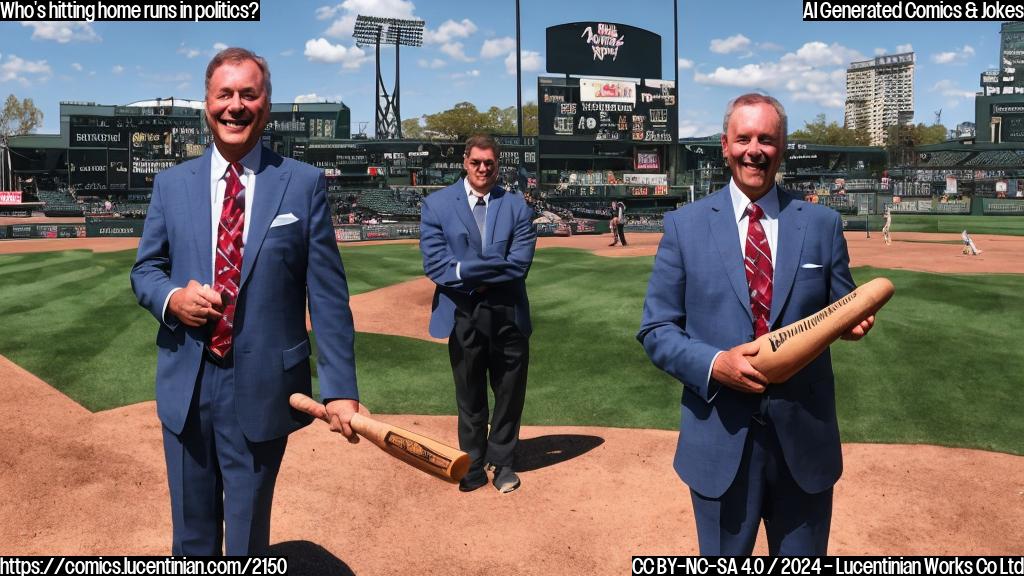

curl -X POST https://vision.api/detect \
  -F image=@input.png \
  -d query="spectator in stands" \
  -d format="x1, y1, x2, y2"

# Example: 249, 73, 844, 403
638, 93, 873, 556
131, 47, 360, 555
419, 134, 537, 494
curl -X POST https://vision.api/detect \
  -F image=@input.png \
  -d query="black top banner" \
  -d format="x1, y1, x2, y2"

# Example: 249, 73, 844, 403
546, 22, 661, 79
803, 0, 1024, 21
0, 1, 261, 21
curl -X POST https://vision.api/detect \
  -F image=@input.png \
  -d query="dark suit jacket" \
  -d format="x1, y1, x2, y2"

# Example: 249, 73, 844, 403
419, 179, 536, 339
637, 185, 855, 498
131, 146, 357, 442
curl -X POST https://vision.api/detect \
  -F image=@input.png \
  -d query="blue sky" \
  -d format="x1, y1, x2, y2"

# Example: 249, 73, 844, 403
0, 0, 1006, 138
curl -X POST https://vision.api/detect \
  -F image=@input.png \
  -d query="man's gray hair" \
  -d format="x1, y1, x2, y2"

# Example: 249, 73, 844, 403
205, 47, 272, 102
722, 93, 787, 143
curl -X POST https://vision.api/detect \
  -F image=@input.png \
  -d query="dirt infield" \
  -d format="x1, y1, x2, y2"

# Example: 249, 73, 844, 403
2, 231, 1022, 274
1, 355, 1022, 568
2, 233, 1023, 566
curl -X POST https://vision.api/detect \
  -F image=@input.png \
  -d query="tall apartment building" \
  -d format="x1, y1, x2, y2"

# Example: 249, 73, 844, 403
844, 52, 915, 146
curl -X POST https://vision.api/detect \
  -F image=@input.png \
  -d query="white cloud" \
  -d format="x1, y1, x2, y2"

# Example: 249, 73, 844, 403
481, 37, 516, 59
71, 62, 83, 72
295, 93, 326, 103
112, 65, 124, 75
321, 0, 418, 39
874, 47, 887, 56
440, 42, 474, 62
896, 43, 913, 54
21, 22, 100, 43
710, 34, 751, 54
505, 50, 542, 75
425, 19, 477, 44
177, 44, 202, 59
931, 79, 976, 100
678, 58, 694, 70
932, 45, 975, 65
695, 41, 864, 109
213, 42, 228, 52
0, 54, 52, 84
304, 38, 368, 69
450, 69, 480, 79
758, 42, 785, 52
678, 120, 720, 138
316, 4, 343, 20
418, 58, 446, 69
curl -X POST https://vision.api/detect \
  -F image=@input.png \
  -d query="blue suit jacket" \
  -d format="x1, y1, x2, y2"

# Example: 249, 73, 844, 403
131, 146, 357, 443
419, 179, 536, 339
637, 186, 855, 498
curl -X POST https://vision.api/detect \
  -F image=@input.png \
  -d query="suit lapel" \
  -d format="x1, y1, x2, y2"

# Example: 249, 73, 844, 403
770, 190, 807, 327
187, 148, 213, 284
708, 188, 754, 323
240, 147, 289, 290
484, 186, 505, 245
452, 179, 483, 249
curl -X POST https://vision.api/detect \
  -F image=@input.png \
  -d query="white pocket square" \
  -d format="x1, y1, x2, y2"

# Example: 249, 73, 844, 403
801, 263, 823, 269
270, 213, 299, 228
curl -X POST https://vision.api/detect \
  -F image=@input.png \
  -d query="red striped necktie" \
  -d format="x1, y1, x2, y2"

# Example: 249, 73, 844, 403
209, 162, 244, 359
744, 203, 773, 338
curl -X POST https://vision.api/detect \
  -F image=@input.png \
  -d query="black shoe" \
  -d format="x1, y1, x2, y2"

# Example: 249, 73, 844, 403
459, 465, 488, 492
492, 466, 521, 493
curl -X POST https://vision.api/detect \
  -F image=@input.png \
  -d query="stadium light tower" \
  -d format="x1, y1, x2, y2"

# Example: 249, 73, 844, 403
354, 15, 424, 140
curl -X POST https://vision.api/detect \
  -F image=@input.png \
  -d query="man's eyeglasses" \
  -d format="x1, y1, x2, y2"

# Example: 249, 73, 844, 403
466, 159, 496, 170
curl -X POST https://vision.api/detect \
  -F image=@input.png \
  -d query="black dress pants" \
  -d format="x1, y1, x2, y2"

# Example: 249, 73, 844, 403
448, 300, 529, 468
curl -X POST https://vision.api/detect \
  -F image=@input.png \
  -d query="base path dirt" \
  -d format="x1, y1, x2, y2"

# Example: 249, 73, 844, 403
1, 354, 1022, 570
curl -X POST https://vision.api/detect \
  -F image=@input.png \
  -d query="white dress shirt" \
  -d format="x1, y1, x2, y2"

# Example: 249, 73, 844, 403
161, 144, 261, 326
706, 180, 782, 397
456, 178, 491, 280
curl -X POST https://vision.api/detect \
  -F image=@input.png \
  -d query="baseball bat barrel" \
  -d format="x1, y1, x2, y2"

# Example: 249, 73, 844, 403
289, 393, 471, 483
748, 277, 895, 384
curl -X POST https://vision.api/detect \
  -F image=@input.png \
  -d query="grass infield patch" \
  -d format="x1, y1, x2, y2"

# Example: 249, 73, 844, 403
0, 246, 1020, 455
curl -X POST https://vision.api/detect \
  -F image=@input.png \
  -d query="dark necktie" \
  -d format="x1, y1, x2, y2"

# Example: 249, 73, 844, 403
209, 162, 245, 359
472, 195, 486, 241
744, 203, 773, 338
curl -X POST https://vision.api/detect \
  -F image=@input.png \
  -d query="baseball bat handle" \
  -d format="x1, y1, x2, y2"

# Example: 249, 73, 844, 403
289, 393, 470, 483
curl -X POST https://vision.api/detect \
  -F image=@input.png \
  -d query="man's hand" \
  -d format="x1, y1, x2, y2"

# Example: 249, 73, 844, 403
840, 314, 875, 341
168, 280, 223, 327
324, 399, 360, 444
711, 341, 769, 393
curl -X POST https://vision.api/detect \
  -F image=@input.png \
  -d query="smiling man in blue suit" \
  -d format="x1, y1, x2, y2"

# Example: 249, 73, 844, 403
638, 94, 874, 555
131, 47, 359, 555
420, 134, 537, 493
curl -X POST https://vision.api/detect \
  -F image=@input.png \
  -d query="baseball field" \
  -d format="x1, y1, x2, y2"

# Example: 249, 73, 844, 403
0, 228, 1022, 572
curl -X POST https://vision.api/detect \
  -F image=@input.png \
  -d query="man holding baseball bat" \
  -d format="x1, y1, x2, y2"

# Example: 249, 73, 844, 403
637, 93, 873, 555
131, 47, 359, 555
420, 134, 537, 493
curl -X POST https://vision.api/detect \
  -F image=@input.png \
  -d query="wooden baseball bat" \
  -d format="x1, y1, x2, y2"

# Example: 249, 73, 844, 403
748, 277, 895, 383
289, 393, 470, 483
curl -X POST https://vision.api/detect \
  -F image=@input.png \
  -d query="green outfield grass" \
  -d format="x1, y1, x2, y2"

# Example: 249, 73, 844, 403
0, 244, 1020, 455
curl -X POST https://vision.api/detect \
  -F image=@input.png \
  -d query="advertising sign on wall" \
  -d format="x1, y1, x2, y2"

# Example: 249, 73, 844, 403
0, 191, 23, 205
